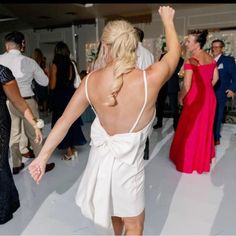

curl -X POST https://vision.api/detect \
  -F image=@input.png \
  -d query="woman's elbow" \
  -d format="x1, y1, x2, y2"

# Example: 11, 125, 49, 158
213, 77, 219, 86
58, 112, 75, 128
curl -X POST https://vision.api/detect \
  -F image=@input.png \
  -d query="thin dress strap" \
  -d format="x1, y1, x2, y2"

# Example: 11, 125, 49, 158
85, 71, 97, 115
129, 70, 148, 133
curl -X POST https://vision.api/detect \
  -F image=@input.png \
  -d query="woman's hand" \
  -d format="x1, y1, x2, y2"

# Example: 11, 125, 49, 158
34, 127, 43, 145
158, 6, 175, 25
178, 92, 184, 106
28, 157, 47, 184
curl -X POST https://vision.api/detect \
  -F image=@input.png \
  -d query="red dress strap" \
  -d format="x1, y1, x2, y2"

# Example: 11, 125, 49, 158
184, 57, 200, 70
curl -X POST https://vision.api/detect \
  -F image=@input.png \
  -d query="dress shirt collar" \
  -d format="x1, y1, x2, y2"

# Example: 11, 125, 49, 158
214, 53, 222, 62
8, 49, 21, 56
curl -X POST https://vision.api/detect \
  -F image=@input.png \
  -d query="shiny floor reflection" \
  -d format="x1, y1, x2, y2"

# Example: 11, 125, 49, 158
0, 118, 236, 235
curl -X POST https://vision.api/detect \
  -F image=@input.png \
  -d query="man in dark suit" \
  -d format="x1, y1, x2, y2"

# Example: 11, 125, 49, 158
211, 39, 236, 145
153, 51, 184, 130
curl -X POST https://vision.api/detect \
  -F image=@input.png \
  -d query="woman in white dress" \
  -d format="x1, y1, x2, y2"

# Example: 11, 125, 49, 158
29, 6, 180, 235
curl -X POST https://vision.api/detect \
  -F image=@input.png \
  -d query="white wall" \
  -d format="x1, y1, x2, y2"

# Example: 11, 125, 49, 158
76, 24, 96, 71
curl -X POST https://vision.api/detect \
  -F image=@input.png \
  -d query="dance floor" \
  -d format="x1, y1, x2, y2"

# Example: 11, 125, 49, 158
1, 118, 236, 235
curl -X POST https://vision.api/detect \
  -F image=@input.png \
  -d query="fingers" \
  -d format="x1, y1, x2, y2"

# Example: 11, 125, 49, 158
29, 167, 40, 179
34, 133, 43, 144
28, 163, 42, 184
37, 172, 44, 184
34, 137, 39, 144
29, 165, 41, 177
38, 134, 43, 145
226, 90, 234, 97
158, 6, 175, 20
159, 6, 173, 13
31, 171, 41, 183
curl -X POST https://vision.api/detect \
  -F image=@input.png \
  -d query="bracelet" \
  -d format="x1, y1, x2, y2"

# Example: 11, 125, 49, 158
33, 118, 44, 129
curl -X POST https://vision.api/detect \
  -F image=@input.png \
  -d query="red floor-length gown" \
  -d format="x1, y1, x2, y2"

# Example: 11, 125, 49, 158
170, 59, 217, 174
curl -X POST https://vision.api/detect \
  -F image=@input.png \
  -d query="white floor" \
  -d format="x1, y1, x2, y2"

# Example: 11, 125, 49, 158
1, 118, 236, 235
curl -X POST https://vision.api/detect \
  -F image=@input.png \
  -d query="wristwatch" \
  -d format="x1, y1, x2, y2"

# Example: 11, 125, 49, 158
33, 118, 44, 129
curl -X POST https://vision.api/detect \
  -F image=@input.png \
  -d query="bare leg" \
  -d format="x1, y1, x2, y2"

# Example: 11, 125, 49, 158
123, 210, 145, 236
112, 216, 124, 236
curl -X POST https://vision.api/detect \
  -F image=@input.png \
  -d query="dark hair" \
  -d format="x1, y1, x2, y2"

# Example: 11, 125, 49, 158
211, 39, 225, 47
189, 29, 208, 49
94, 42, 101, 62
4, 31, 25, 46
134, 27, 144, 42
32, 48, 44, 67
54, 41, 70, 57
53, 41, 74, 89
79, 70, 88, 80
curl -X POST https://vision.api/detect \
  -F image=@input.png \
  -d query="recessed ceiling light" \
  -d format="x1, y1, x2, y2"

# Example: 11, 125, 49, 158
84, 4, 93, 8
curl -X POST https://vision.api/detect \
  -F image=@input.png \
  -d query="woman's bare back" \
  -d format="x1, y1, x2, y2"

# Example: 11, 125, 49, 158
190, 51, 215, 66
86, 65, 159, 135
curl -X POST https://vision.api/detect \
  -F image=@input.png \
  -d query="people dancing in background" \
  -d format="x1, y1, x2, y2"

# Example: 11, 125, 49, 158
32, 48, 49, 113
135, 27, 154, 70
170, 30, 219, 174
28, 6, 180, 235
211, 39, 236, 145
19, 44, 35, 160
49, 41, 86, 160
0, 65, 43, 224
0, 31, 55, 174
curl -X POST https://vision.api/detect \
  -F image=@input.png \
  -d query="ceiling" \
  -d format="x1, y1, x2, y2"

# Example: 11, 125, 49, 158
0, 3, 220, 33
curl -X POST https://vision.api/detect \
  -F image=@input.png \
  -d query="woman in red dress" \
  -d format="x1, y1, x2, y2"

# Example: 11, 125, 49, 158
170, 30, 219, 174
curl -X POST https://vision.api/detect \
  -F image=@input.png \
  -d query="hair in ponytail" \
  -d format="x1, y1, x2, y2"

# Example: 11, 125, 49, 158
190, 29, 208, 49
99, 20, 138, 106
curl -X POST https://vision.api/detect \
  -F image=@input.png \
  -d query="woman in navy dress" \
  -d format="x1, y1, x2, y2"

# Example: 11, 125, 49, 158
49, 41, 86, 160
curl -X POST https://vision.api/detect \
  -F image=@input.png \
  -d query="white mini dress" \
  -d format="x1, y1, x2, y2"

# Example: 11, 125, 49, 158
75, 70, 155, 228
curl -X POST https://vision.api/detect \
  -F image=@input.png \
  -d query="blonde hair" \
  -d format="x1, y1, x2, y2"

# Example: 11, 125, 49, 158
98, 20, 138, 106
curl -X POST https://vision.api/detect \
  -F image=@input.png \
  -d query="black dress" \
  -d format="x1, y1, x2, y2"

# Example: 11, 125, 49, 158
51, 57, 86, 150
0, 65, 20, 224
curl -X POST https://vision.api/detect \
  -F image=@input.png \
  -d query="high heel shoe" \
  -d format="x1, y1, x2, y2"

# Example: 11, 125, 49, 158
62, 154, 75, 161
73, 151, 78, 157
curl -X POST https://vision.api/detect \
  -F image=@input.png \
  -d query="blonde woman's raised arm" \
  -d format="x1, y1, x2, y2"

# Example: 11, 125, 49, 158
147, 6, 181, 88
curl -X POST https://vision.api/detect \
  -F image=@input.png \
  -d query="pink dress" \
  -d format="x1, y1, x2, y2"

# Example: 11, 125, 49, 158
169, 59, 216, 174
